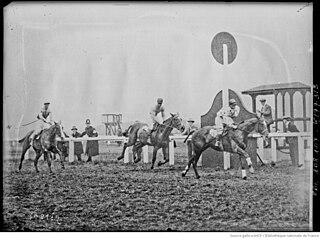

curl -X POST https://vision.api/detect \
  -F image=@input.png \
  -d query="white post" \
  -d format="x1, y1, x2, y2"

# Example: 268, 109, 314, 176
222, 43, 231, 170
26, 148, 31, 159
169, 140, 175, 165
223, 152, 230, 170
124, 146, 130, 163
143, 145, 149, 163
198, 155, 202, 166
68, 139, 75, 162
298, 136, 304, 169
271, 137, 277, 164
257, 137, 266, 163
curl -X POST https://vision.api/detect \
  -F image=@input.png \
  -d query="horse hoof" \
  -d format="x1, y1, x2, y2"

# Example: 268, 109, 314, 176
181, 172, 186, 177
117, 156, 123, 161
242, 176, 247, 180
196, 176, 201, 179
151, 166, 154, 170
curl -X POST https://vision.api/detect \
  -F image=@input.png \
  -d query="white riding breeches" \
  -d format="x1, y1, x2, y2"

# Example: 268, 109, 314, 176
215, 116, 235, 134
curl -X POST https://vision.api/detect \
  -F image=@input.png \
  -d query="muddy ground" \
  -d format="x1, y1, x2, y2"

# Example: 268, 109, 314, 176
3, 141, 311, 231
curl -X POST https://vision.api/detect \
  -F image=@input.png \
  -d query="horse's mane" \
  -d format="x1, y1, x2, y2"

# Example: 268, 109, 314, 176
238, 117, 258, 130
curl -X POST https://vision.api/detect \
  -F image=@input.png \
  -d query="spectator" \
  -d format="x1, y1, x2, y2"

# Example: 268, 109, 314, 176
257, 98, 273, 132
71, 126, 84, 161
283, 116, 300, 167
80, 119, 99, 162
182, 118, 198, 160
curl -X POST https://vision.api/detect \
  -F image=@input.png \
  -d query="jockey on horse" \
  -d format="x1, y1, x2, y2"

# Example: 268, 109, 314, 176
147, 98, 166, 144
29, 101, 54, 146
215, 99, 240, 149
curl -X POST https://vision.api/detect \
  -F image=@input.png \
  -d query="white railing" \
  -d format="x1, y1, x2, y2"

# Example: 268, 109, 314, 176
59, 135, 201, 166
5, 132, 311, 169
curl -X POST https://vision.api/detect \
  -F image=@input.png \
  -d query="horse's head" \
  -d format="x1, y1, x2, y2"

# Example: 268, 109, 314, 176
53, 121, 65, 140
255, 115, 269, 144
166, 113, 185, 132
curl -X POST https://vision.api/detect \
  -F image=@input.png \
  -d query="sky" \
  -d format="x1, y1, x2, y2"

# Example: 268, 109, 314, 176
3, 2, 313, 138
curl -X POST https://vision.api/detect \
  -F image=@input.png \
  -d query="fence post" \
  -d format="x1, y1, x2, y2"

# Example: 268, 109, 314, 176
224, 152, 230, 170
298, 136, 305, 169
69, 139, 74, 162
257, 136, 266, 163
124, 146, 130, 163
143, 146, 149, 163
169, 140, 174, 165
271, 137, 277, 164
198, 155, 202, 166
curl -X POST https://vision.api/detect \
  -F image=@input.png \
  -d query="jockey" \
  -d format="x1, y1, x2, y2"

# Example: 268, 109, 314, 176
29, 102, 54, 146
215, 99, 240, 148
149, 98, 166, 133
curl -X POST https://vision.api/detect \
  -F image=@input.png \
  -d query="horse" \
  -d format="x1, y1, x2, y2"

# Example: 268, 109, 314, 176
181, 116, 269, 179
117, 113, 185, 169
18, 121, 66, 173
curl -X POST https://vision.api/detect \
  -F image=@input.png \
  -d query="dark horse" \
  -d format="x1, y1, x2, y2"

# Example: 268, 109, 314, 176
181, 116, 269, 179
117, 113, 184, 169
18, 122, 66, 173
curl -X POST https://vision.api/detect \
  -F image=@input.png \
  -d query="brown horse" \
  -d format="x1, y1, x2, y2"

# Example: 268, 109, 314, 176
18, 122, 66, 173
117, 113, 184, 169
181, 116, 269, 179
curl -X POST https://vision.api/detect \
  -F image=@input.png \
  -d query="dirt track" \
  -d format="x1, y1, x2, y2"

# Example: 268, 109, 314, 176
3, 142, 311, 231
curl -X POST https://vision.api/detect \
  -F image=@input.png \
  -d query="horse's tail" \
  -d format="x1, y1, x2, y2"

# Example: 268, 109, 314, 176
18, 130, 34, 143
122, 125, 133, 137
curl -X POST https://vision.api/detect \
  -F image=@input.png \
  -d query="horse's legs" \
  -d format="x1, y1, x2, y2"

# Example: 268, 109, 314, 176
117, 142, 128, 160
182, 148, 201, 178
52, 147, 65, 170
44, 151, 53, 173
158, 146, 169, 167
133, 142, 143, 163
34, 151, 42, 173
18, 141, 31, 172
192, 153, 202, 179
236, 146, 253, 179
151, 146, 160, 170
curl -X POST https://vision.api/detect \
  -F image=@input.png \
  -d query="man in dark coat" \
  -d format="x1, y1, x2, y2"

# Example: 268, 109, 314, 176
71, 126, 84, 161
80, 119, 99, 162
182, 118, 198, 160
257, 98, 274, 132
283, 116, 300, 166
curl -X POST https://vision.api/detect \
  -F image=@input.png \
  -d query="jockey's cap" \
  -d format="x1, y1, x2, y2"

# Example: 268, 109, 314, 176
157, 98, 163, 104
44, 102, 50, 105
71, 126, 78, 131
259, 98, 266, 102
229, 99, 237, 105
85, 119, 91, 124
283, 115, 292, 121
187, 118, 195, 123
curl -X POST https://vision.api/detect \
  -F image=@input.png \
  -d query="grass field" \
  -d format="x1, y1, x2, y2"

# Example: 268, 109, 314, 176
3, 141, 311, 231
